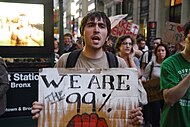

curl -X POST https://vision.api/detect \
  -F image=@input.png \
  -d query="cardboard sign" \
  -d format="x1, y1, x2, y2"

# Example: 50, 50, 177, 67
163, 22, 184, 44
143, 78, 163, 102
109, 14, 139, 37
111, 20, 139, 37
38, 68, 142, 127
109, 14, 128, 29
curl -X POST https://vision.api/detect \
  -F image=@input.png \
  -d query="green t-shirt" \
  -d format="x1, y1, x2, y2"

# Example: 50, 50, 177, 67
160, 53, 190, 127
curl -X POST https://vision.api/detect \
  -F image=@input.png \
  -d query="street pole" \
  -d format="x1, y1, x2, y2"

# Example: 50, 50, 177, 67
59, 0, 64, 55
72, 15, 75, 37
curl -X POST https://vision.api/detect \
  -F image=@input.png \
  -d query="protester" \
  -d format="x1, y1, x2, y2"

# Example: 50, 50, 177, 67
133, 43, 143, 59
136, 36, 149, 52
31, 11, 144, 126
160, 21, 190, 127
115, 35, 141, 77
0, 58, 9, 116
103, 35, 117, 54
75, 37, 83, 49
54, 38, 59, 63
140, 37, 162, 72
167, 44, 177, 56
141, 43, 169, 127
63, 33, 77, 53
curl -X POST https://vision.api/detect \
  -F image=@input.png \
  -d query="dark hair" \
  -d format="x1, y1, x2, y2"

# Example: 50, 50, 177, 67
64, 33, 73, 40
76, 37, 83, 44
154, 43, 169, 60
115, 35, 134, 51
136, 34, 145, 40
183, 21, 190, 39
108, 35, 118, 43
80, 11, 111, 37
153, 37, 162, 43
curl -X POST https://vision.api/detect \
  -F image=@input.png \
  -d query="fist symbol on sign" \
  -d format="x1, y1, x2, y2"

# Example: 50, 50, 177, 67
67, 113, 108, 127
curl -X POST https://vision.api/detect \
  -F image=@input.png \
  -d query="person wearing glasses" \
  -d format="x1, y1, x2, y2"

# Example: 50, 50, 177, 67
115, 35, 141, 77
140, 38, 162, 72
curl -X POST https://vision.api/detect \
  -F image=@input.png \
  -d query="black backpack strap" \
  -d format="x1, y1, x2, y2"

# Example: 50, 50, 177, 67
148, 50, 152, 63
139, 51, 145, 68
66, 49, 82, 68
149, 61, 154, 79
66, 50, 118, 68
105, 52, 118, 68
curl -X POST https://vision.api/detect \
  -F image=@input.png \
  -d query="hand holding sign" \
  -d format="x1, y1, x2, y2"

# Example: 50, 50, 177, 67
37, 68, 145, 127
31, 101, 44, 119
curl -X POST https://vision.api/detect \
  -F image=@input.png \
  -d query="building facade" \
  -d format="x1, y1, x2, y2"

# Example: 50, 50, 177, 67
54, 0, 190, 44
103, 0, 190, 40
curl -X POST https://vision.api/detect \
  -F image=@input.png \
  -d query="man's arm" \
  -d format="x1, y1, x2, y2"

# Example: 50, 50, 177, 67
163, 73, 190, 106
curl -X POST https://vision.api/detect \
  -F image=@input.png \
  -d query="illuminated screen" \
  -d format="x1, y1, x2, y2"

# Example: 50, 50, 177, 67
0, 3, 44, 46
0, 0, 54, 58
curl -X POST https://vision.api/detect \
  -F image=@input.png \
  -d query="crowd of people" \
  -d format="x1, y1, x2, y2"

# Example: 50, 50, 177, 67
33, 11, 144, 126
50, 11, 190, 127
0, 10, 188, 127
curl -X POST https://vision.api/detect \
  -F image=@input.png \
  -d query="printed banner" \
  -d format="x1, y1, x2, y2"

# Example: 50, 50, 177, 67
163, 22, 184, 44
38, 68, 141, 127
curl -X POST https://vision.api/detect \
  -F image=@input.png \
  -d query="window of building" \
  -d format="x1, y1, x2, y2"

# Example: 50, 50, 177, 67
127, 0, 133, 16
169, 0, 182, 23
140, 0, 149, 14
116, 3, 121, 15
140, 0, 149, 38
171, 0, 182, 6
107, 7, 112, 17
79, 3, 82, 17
122, 0, 133, 16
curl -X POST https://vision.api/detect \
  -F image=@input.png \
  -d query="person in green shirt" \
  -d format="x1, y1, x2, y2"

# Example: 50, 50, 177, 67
160, 21, 190, 127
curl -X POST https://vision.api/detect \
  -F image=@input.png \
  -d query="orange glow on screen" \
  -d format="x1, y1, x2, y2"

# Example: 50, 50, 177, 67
0, 2, 44, 46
